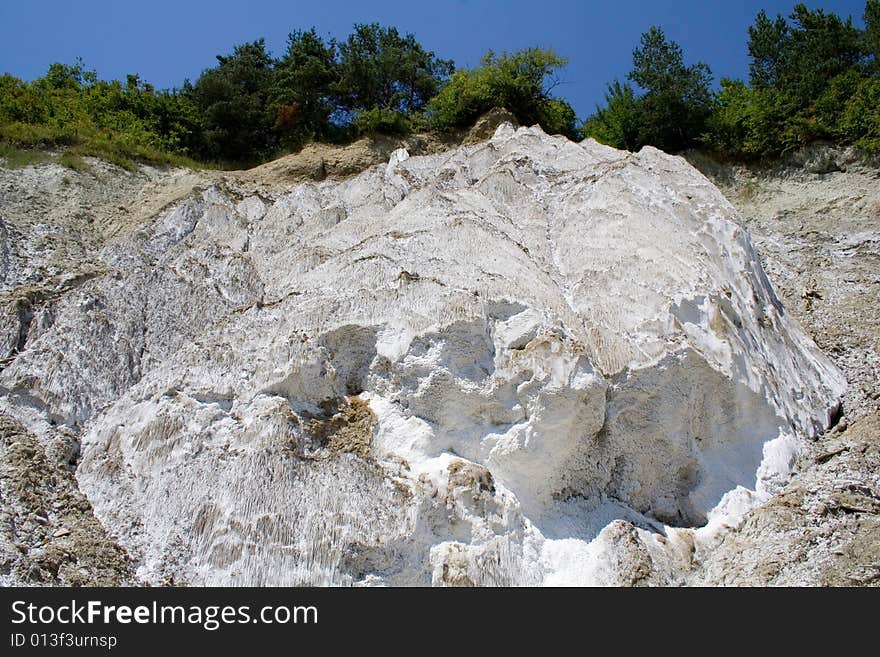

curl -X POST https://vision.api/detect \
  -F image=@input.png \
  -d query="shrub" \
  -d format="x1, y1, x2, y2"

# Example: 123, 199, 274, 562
426, 48, 579, 139
351, 107, 414, 136
0, 121, 76, 147
838, 76, 880, 153
582, 81, 643, 151
0, 142, 53, 168
703, 80, 808, 159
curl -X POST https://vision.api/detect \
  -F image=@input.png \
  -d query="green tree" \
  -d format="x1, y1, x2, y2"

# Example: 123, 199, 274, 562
39, 59, 97, 91
748, 4, 863, 103
627, 26, 713, 151
747, 10, 789, 89
704, 3, 874, 160
272, 29, 339, 147
786, 3, 862, 100
335, 23, 453, 132
188, 39, 277, 163
865, 0, 880, 73
813, 70, 880, 152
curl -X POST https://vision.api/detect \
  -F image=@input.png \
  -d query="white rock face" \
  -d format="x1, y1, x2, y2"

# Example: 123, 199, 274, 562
0, 125, 845, 585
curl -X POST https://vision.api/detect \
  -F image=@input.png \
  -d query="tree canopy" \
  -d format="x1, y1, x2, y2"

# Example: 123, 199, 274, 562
584, 27, 712, 152
749, 4, 862, 102
271, 29, 339, 148
586, 2, 880, 158
335, 23, 453, 115
188, 39, 277, 163
4, 4, 880, 170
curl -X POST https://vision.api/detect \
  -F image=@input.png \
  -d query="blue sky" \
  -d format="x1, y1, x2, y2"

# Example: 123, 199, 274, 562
0, 1, 868, 119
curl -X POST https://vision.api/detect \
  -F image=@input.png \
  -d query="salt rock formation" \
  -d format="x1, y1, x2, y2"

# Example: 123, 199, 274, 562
0, 124, 845, 585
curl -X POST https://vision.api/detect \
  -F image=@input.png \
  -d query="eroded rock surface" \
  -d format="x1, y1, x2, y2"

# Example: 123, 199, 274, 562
691, 411, 880, 586
0, 126, 849, 585
682, 147, 880, 586
0, 415, 132, 585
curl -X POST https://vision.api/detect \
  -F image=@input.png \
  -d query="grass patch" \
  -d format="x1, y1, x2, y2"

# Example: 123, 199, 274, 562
0, 141, 54, 168
65, 135, 211, 171
1, 136, 210, 173
58, 150, 90, 172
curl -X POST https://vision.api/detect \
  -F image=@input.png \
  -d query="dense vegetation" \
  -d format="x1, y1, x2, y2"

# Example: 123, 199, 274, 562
0, 24, 573, 168
1, 3, 879, 169
0, 63, 204, 169
586, 1, 880, 158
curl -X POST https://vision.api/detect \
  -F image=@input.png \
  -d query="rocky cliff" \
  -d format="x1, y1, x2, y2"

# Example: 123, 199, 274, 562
686, 147, 880, 585
1, 124, 873, 586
